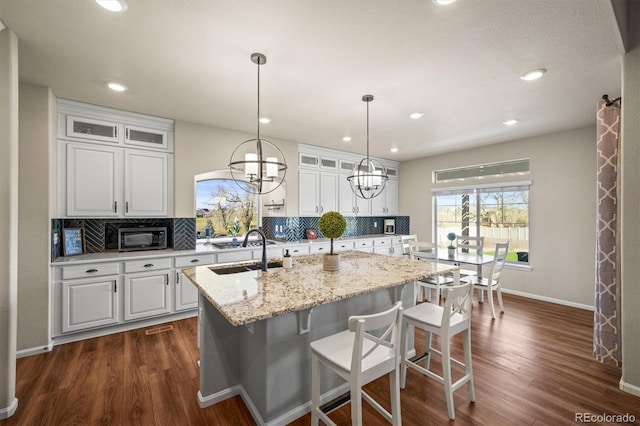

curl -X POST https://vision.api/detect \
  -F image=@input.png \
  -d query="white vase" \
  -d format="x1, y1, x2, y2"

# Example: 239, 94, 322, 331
448, 247, 455, 256
323, 254, 340, 272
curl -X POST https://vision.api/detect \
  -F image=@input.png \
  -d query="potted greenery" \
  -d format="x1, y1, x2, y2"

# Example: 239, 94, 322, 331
318, 211, 347, 271
228, 217, 241, 246
447, 232, 456, 256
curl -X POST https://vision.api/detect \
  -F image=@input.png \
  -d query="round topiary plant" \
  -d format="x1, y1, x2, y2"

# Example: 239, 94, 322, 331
318, 211, 347, 255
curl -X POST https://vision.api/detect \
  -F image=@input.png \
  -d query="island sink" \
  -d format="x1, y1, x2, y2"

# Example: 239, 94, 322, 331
209, 260, 283, 275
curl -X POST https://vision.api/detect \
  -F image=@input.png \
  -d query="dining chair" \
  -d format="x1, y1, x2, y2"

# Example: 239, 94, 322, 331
409, 241, 453, 304
310, 301, 404, 426
462, 241, 509, 318
400, 281, 475, 420
455, 235, 485, 276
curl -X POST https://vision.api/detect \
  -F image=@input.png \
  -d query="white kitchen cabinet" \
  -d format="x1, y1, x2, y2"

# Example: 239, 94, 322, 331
63, 142, 172, 217
298, 170, 338, 216
66, 115, 119, 144
66, 143, 120, 217
125, 124, 169, 150
175, 270, 199, 311
390, 236, 405, 257
123, 269, 172, 321
174, 254, 215, 311
61, 274, 120, 333
353, 239, 374, 253
333, 240, 354, 252
373, 237, 393, 256
339, 175, 371, 216
123, 149, 169, 216
285, 244, 310, 257
371, 180, 398, 215
309, 242, 332, 254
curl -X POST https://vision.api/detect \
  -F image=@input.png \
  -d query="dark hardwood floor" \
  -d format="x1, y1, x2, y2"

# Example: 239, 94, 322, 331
2, 294, 639, 425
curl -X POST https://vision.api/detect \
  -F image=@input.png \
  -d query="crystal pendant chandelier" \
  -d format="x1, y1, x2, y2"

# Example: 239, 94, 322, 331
228, 53, 287, 194
347, 95, 388, 199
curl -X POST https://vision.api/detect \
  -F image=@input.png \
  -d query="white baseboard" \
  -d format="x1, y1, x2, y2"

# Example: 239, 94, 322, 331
619, 379, 640, 397
0, 398, 18, 420
16, 340, 54, 359
198, 381, 352, 426
197, 386, 242, 408
500, 288, 594, 311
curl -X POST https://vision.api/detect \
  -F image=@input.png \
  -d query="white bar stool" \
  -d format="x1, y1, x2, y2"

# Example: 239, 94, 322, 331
400, 282, 475, 420
310, 302, 404, 426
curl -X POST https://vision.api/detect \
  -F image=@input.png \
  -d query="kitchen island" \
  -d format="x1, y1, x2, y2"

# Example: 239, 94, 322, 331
183, 250, 457, 425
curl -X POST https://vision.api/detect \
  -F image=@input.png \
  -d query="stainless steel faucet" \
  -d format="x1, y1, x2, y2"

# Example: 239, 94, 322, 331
242, 228, 268, 271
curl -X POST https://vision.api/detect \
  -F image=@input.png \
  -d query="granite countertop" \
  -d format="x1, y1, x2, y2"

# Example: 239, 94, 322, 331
182, 250, 457, 326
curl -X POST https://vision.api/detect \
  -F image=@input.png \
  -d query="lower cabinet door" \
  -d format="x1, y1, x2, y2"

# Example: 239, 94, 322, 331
62, 277, 119, 333
175, 271, 198, 311
124, 271, 171, 321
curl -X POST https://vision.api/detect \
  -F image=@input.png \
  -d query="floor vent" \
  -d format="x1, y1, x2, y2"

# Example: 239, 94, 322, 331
145, 324, 174, 335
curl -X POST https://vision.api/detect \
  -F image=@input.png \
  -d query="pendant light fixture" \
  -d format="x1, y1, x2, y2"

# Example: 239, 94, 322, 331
347, 95, 389, 199
228, 53, 287, 195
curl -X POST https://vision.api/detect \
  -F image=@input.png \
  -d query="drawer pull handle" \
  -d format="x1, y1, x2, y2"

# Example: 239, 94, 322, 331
190, 259, 200, 263
318, 247, 324, 251
144, 263, 154, 268
86, 268, 98, 273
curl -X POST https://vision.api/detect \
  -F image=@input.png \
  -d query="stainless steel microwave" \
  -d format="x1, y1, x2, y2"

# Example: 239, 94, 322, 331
118, 227, 167, 252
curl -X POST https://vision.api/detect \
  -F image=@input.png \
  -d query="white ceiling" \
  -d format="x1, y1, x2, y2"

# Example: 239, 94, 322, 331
0, 0, 625, 161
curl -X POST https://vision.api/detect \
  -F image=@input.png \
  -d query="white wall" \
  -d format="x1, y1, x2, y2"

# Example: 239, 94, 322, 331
620, 0, 640, 396
17, 83, 55, 351
399, 126, 597, 307
0, 27, 19, 418
173, 120, 300, 218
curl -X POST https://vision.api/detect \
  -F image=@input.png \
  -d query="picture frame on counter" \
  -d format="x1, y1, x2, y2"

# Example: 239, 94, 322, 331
62, 228, 85, 256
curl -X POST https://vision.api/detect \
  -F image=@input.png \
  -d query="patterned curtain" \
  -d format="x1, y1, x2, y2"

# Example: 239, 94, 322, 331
594, 100, 621, 366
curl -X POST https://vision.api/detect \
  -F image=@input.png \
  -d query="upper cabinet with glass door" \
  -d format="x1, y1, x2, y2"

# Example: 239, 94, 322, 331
58, 98, 174, 153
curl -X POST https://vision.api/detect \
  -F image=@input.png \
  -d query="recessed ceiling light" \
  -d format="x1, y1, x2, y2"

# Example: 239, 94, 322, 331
259, 117, 271, 124
433, 0, 456, 4
342, 136, 352, 142
409, 112, 424, 119
390, 147, 399, 153
521, 68, 547, 81
107, 82, 127, 92
95, 0, 128, 12
503, 119, 518, 126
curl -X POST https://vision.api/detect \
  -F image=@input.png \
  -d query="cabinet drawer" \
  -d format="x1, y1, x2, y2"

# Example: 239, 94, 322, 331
373, 237, 392, 247
354, 239, 374, 249
287, 245, 310, 257
61, 263, 120, 280
309, 243, 331, 254
334, 241, 354, 251
124, 258, 172, 273
175, 254, 216, 268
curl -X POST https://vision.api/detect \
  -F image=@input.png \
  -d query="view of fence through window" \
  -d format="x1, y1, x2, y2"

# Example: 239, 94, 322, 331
195, 179, 258, 239
435, 189, 530, 263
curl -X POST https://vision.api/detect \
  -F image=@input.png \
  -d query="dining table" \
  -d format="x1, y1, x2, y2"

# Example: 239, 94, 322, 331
437, 251, 494, 302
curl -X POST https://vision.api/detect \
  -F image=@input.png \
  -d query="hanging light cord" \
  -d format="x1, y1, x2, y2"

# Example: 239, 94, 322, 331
366, 99, 370, 161
256, 56, 261, 141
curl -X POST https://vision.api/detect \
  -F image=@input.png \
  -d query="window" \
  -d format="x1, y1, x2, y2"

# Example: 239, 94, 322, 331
433, 161, 530, 264
195, 177, 258, 240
